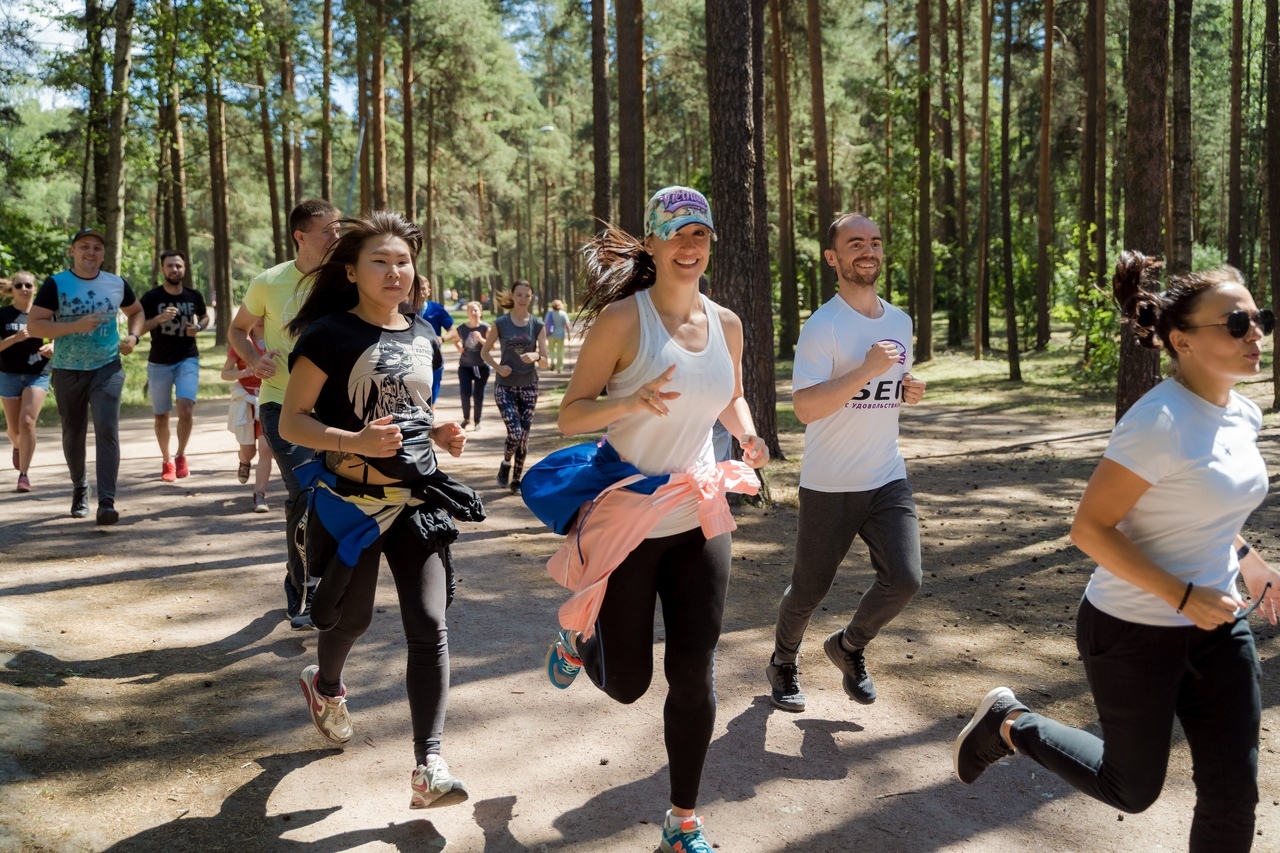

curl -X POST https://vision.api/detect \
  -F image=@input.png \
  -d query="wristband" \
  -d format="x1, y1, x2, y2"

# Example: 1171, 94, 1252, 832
1176, 582, 1194, 614
127, 334, 138, 345
1238, 543, 1252, 560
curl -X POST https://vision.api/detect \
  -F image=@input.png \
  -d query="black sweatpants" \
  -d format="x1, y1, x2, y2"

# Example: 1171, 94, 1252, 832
311, 509, 451, 766
578, 527, 732, 810
1010, 597, 1261, 853
458, 364, 490, 425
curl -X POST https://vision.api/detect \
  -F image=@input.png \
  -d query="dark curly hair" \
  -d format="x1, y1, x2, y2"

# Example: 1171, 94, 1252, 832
1114, 250, 1248, 361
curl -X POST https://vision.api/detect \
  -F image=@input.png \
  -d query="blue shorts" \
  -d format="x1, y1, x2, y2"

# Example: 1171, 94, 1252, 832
0, 371, 51, 398
148, 357, 200, 414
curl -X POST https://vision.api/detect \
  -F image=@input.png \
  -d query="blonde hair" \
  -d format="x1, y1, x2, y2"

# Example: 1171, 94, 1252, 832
550, 299, 564, 311
464, 301, 483, 313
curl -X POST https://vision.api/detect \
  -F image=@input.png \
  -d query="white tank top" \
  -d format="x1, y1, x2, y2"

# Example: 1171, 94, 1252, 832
607, 289, 736, 537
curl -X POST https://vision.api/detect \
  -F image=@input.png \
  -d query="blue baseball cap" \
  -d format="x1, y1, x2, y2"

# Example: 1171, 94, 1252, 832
643, 186, 717, 241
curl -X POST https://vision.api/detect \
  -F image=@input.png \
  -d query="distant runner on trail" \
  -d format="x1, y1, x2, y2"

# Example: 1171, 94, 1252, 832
229, 199, 341, 630
27, 227, 145, 525
480, 279, 547, 495
220, 317, 273, 513
0, 271, 53, 494
765, 213, 927, 713
955, 252, 1280, 853
528, 186, 767, 853
279, 210, 481, 812
139, 250, 208, 482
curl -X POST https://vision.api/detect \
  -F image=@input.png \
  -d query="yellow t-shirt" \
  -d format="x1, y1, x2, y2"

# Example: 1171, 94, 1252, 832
241, 260, 309, 406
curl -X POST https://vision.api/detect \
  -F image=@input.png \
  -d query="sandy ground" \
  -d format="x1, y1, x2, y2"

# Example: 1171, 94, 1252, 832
3, 353, 1280, 852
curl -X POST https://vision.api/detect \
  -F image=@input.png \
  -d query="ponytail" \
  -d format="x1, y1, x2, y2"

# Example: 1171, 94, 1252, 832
1112, 249, 1247, 360
575, 223, 657, 332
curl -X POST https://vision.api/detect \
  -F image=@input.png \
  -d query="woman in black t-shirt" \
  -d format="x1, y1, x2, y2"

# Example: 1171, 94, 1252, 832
454, 301, 490, 431
279, 211, 483, 811
0, 271, 53, 493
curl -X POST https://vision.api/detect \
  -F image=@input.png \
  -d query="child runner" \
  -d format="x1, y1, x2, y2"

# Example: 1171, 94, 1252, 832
537, 186, 769, 853
279, 210, 482, 811
0, 271, 53, 492
480, 279, 547, 494
544, 299, 570, 372
220, 318, 273, 512
954, 252, 1280, 853
454, 301, 490, 432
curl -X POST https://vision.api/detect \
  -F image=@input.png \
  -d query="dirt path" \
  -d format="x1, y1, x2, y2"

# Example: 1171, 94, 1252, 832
3, 364, 1280, 852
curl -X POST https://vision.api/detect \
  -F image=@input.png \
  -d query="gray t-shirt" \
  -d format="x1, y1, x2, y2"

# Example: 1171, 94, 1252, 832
494, 314, 543, 387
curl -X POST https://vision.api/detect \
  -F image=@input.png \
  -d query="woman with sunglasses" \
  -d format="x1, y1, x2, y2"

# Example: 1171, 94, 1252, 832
0, 272, 53, 492
954, 252, 1280, 852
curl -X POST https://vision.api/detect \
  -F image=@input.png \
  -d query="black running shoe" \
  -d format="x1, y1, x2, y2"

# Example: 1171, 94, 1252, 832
510, 478, 522, 495
823, 631, 876, 704
96, 501, 119, 526
70, 486, 89, 518
954, 687, 1029, 783
765, 654, 806, 712
497, 462, 511, 487
291, 581, 316, 630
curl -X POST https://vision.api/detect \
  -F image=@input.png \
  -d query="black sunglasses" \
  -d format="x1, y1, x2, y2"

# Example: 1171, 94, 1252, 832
1187, 309, 1275, 338
12, 282, 34, 290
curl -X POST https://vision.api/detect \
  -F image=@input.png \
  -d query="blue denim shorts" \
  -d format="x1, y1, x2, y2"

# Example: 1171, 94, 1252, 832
0, 370, 51, 398
147, 356, 201, 414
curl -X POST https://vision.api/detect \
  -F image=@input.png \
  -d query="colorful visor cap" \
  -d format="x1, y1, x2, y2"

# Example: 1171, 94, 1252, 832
643, 186, 717, 241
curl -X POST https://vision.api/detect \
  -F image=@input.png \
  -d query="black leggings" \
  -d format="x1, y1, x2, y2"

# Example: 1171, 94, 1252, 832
311, 510, 450, 766
1010, 597, 1260, 853
578, 527, 732, 810
458, 364, 490, 424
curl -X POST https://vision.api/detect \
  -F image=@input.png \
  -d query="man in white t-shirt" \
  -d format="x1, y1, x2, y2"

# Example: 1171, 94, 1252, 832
766, 214, 927, 711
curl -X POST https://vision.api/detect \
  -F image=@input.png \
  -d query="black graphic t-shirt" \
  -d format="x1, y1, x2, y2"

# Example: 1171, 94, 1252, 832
494, 314, 543, 387
457, 321, 490, 369
0, 305, 50, 375
291, 312, 444, 482
140, 286, 207, 364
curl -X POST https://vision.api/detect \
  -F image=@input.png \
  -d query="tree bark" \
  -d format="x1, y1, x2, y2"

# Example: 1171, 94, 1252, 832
770, 0, 799, 359
592, 0, 610, 228
940, 0, 961, 347
371, 0, 389, 210
279, 34, 296, 249
883, 0, 894, 301
975, 0, 992, 359
426, 87, 436, 282
1035, 0, 1054, 349
1000, 0, 1020, 379
158, 0, 190, 282
956, 0, 970, 341
86, 0, 109, 228
1077, 0, 1098, 314
402, 4, 415, 220
1094, 0, 1107, 290
916, 0, 934, 362
103, 0, 134, 274
1170, 0, 1193, 276
256, 59, 285, 264
1116, 0, 1168, 420
707, 0, 780, 459
1227, 0, 1244, 267
805, 0, 835, 301
322, 0, 333, 202
204, 53, 231, 346
1267, 0, 1280, 407
617, 0, 646, 236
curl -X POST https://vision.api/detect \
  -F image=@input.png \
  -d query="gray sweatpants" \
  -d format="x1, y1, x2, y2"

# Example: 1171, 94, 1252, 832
773, 479, 922, 664
51, 361, 125, 504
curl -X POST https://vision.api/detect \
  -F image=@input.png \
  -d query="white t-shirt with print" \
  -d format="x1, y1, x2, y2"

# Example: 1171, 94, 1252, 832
1084, 378, 1268, 627
793, 295, 914, 493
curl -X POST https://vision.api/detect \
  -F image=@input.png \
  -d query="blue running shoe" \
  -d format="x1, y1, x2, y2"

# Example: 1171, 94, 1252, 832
660, 813, 714, 853
545, 629, 582, 689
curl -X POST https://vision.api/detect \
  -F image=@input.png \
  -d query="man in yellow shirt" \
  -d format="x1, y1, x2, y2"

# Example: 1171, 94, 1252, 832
230, 199, 341, 629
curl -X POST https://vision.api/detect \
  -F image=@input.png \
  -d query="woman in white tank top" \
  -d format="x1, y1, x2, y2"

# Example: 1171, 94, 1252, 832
543, 186, 768, 853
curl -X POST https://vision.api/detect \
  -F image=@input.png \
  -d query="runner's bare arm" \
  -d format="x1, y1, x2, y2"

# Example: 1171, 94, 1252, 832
279, 356, 402, 459
229, 305, 264, 367
713, 308, 768, 468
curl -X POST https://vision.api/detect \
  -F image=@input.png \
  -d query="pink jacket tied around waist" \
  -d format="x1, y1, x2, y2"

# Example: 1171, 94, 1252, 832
548, 460, 760, 637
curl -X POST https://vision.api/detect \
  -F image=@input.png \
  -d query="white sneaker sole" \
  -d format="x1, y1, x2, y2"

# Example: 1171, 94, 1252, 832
953, 686, 1014, 782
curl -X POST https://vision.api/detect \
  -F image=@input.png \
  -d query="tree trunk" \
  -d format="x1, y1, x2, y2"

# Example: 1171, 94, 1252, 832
1078, 0, 1098, 311
204, 53, 232, 346
159, 0, 190, 283
770, 0, 799, 359
956, 0, 970, 342
321, 0, 333, 202
371, 0, 389, 210
86, 0, 109, 228
1034, 0, 1054, 349
617, 0, 645, 237
805, 0, 835, 302
916, 0, 934, 362
1267, 0, 1280, 407
256, 59, 285, 264
975, 0, 992, 359
883, 0, 894, 301
402, 4, 415, 220
1228, 0, 1245, 267
279, 35, 295, 249
707, 0, 780, 459
592, 0, 610, 228
1000, 0, 1020, 380
103, 0, 134, 274
1094, 0, 1107, 290
357, 15, 371, 216
1116, 0, 1168, 420
1170, 0, 1193, 276
426, 87, 436, 283
940, 0, 961, 348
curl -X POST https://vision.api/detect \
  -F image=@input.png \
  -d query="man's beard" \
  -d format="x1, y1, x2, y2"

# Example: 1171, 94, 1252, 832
838, 258, 881, 289
165, 274, 184, 286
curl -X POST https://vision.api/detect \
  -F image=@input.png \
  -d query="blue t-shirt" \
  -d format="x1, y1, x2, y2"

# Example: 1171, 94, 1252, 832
34, 269, 137, 371
420, 302, 454, 338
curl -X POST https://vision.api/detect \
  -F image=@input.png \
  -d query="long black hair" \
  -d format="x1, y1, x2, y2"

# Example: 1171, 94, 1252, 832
288, 211, 424, 338
1114, 249, 1247, 361
575, 223, 657, 331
